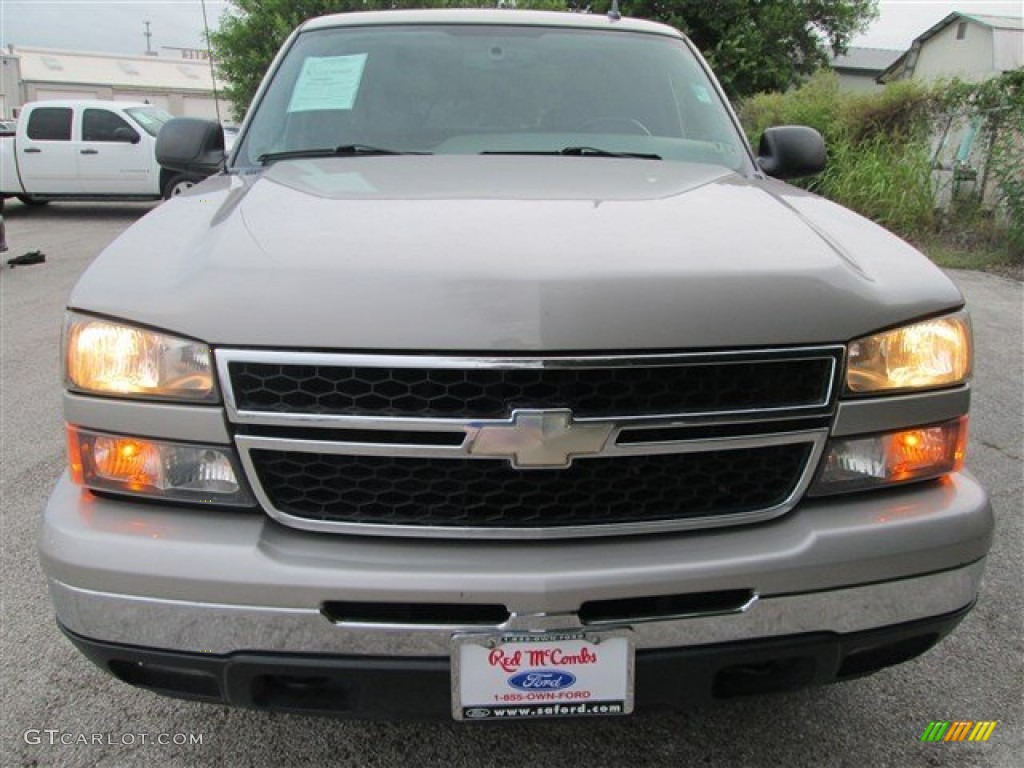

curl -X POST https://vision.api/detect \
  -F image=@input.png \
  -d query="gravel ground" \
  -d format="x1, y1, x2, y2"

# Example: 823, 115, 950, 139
1, 199, 1021, 767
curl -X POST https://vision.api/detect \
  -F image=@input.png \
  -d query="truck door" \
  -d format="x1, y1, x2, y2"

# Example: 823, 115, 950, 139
19, 106, 80, 194
78, 108, 153, 195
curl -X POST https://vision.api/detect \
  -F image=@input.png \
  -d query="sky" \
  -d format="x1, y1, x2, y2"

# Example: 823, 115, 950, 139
0, 0, 1021, 56
1, 1, 231, 55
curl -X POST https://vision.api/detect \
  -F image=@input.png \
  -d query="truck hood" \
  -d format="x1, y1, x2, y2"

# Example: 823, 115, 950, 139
70, 155, 963, 350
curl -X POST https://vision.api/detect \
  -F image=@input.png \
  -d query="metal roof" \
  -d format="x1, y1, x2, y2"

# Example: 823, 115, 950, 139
948, 13, 1023, 32
909, 11, 1023, 46
831, 47, 903, 73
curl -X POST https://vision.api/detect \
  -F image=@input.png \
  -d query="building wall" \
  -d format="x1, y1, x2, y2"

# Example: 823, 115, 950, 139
835, 71, 883, 92
181, 95, 221, 120
1, 55, 21, 117
1, 47, 230, 120
914, 21, 995, 81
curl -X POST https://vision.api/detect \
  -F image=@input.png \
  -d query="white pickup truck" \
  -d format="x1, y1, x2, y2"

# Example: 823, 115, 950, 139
0, 100, 194, 203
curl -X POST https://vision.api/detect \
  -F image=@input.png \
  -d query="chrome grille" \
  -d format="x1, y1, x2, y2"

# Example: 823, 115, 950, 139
250, 444, 813, 529
218, 348, 842, 539
228, 357, 834, 419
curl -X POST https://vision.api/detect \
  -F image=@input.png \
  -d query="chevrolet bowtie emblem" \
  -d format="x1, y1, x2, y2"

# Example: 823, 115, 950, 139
467, 409, 614, 468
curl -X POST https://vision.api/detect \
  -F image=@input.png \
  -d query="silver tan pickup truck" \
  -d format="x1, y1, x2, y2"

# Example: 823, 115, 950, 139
41, 10, 993, 721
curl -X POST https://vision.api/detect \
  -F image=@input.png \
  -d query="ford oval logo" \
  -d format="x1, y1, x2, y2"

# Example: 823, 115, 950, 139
507, 669, 577, 691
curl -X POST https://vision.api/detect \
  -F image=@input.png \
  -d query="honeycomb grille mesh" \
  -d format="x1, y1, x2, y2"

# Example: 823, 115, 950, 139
229, 358, 833, 419
250, 444, 812, 529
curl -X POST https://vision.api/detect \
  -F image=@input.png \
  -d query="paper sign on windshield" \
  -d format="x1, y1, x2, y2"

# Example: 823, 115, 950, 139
288, 54, 368, 113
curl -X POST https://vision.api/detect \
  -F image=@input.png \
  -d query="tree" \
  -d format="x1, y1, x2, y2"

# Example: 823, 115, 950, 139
613, 0, 878, 98
209, 0, 877, 119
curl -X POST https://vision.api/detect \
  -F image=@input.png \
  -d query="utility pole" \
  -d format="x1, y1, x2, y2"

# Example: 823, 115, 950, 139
143, 21, 155, 56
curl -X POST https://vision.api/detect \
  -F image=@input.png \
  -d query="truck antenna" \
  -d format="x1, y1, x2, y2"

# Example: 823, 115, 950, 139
608, 0, 621, 21
200, 0, 223, 126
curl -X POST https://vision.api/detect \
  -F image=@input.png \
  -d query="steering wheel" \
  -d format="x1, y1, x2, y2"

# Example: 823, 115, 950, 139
580, 117, 653, 136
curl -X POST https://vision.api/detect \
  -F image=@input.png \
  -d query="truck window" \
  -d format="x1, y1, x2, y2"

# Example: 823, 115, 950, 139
26, 107, 72, 141
123, 106, 173, 137
237, 25, 749, 172
83, 109, 137, 142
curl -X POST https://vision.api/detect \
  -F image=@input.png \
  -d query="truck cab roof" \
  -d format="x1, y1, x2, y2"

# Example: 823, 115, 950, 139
301, 9, 685, 39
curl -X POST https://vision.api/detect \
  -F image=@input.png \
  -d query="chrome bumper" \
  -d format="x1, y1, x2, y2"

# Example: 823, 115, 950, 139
49, 561, 985, 657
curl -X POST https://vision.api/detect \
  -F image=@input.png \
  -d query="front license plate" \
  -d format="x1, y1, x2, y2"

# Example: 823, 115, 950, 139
452, 631, 634, 721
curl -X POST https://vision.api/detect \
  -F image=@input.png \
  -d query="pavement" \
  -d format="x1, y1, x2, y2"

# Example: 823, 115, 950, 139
1, 199, 1021, 767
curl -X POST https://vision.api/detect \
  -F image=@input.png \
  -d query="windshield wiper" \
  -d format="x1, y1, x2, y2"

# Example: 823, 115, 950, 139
560, 146, 661, 160
258, 145, 430, 165
482, 147, 661, 160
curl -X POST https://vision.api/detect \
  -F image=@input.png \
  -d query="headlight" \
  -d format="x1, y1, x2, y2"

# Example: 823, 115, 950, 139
67, 427, 253, 506
846, 312, 971, 394
64, 313, 216, 401
809, 417, 967, 496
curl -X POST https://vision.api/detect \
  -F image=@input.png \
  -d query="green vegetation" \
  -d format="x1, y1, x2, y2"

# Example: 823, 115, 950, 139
919, 237, 1021, 272
740, 71, 1024, 268
614, 0, 877, 99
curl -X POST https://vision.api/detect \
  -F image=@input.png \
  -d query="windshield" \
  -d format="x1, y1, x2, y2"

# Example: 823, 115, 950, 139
236, 24, 750, 171
124, 106, 173, 137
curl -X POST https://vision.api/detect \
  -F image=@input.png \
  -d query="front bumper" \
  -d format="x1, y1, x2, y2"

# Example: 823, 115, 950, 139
42, 470, 992, 659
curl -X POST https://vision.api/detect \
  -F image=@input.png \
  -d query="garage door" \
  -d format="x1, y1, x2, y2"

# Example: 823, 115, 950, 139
182, 96, 219, 120
35, 88, 102, 101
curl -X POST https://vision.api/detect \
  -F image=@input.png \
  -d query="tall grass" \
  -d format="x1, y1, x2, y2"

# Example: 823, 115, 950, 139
820, 138, 936, 235
740, 73, 938, 240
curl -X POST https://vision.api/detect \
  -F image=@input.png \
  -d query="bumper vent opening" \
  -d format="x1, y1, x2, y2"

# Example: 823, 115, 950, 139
251, 674, 351, 713
580, 589, 755, 625
837, 633, 940, 679
322, 601, 510, 626
713, 656, 816, 698
108, 660, 220, 700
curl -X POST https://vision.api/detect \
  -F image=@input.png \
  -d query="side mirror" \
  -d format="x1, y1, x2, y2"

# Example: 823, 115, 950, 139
114, 126, 140, 144
757, 126, 826, 180
157, 118, 225, 176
